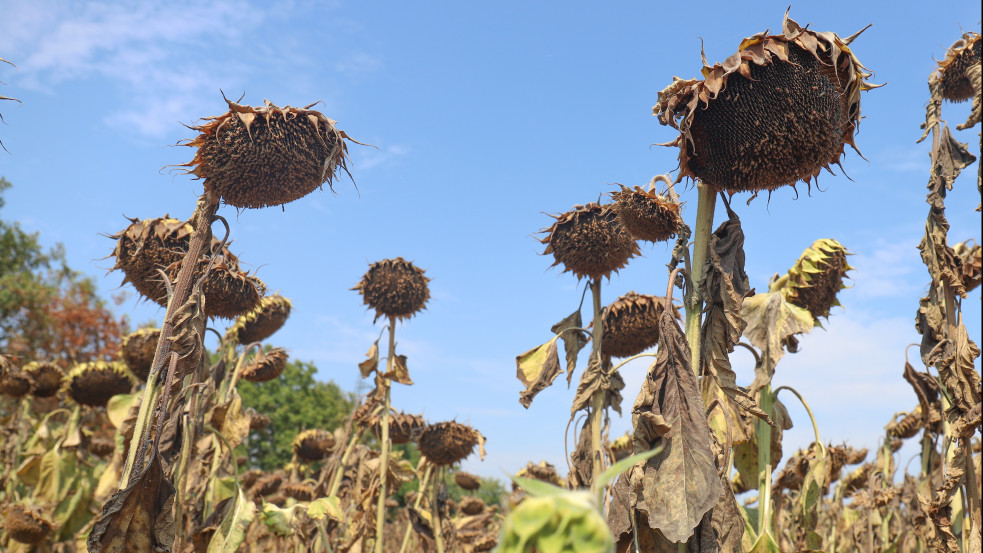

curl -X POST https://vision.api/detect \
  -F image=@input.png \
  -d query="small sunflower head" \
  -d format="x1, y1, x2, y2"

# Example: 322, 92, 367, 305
176, 97, 356, 209
0, 368, 32, 398
610, 177, 683, 243
780, 238, 853, 322
937, 32, 982, 102
240, 348, 288, 383
229, 294, 293, 345
22, 361, 63, 398
459, 496, 486, 515
653, 11, 878, 197
120, 327, 160, 381
602, 292, 680, 358
283, 483, 315, 502
354, 257, 431, 322
374, 411, 426, 445
64, 361, 135, 408
513, 461, 565, 490
540, 202, 640, 281
291, 429, 336, 462
454, 471, 482, 491
419, 421, 482, 467
2, 504, 53, 545
609, 432, 633, 462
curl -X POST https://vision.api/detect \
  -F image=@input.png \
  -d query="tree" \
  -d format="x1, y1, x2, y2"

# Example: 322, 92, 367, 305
238, 357, 355, 471
0, 177, 126, 365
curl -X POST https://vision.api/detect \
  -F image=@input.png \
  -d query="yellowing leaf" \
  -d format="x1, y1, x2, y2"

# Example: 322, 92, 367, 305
358, 339, 380, 377
307, 496, 343, 522
742, 288, 814, 391
208, 484, 256, 553
516, 336, 562, 408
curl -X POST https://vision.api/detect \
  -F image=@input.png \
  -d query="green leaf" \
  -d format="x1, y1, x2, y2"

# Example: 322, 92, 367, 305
748, 531, 781, 553
307, 496, 343, 522
208, 485, 256, 553
516, 336, 562, 408
260, 503, 299, 537
509, 475, 566, 497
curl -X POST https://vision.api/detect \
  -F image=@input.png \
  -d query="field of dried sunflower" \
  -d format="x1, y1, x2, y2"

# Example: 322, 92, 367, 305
0, 9, 980, 553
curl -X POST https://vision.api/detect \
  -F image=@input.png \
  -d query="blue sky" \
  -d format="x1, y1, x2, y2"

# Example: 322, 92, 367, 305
0, 0, 980, 480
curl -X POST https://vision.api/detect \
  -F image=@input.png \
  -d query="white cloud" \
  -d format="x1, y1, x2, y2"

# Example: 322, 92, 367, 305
334, 52, 383, 74
846, 235, 925, 300
352, 144, 410, 171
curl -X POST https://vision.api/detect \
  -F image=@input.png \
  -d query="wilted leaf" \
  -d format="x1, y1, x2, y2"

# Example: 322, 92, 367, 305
939, 322, 982, 413
741, 287, 814, 392
516, 337, 562, 408
628, 305, 723, 543
208, 390, 251, 451
260, 503, 299, 537
570, 353, 624, 416
386, 354, 413, 385
107, 393, 140, 430
87, 448, 176, 553
551, 309, 587, 381
307, 496, 343, 522
207, 483, 255, 553
358, 339, 380, 377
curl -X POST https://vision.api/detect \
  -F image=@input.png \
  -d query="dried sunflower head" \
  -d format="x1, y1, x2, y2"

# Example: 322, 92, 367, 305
609, 432, 633, 462
229, 294, 292, 345
780, 238, 853, 322
22, 361, 63, 398
88, 436, 116, 458
250, 472, 284, 498
454, 471, 482, 491
0, 368, 32, 398
610, 177, 683, 243
653, 11, 878, 197
176, 96, 356, 209
353, 257, 431, 322
64, 361, 135, 408
459, 496, 486, 516
291, 429, 335, 462
540, 202, 640, 281
937, 32, 982, 102
601, 292, 680, 358
419, 421, 482, 467
2, 504, 53, 545
120, 327, 160, 381
513, 461, 565, 490
240, 347, 288, 383
283, 482, 315, 502
373, 411, 426, 445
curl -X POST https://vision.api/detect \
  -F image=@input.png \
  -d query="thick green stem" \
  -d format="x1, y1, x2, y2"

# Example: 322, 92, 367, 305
757, 383, 775, 537
685, 183, 717, 377
588, 279, 605, 485
398, 462, 433, 553
374, 317, 396, 553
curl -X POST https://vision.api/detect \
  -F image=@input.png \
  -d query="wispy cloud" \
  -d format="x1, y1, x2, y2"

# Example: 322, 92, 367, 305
847, 235, 925, 300
352, 144, 410, 171
334, 52, 383, 74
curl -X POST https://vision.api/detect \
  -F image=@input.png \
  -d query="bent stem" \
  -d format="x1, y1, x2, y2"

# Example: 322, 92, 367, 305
398, 461, 433, 553
374, 316, 396, 553
588, 279, 605, 485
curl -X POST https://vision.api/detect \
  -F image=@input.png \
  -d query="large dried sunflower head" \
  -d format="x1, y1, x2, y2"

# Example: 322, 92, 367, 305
291, 429, 335, 462
176, 96, 357, 209
229, 294, 292, 345
780, 238, 853, 322
459, 496, 486, 516
540, 202, 640, 281
419, 421, 482, 467
601, 292, 680, 358
64, 361, 135, 408
120, 327, 160, 381
353, 257, 431, 322
513, 461, 565, 491
937, 32, 982, 102
610, 177, 683, 243
653, 11, 878, 197
22, 361, 63, 398
240, 347, 288, 383
2, 504, 53, 545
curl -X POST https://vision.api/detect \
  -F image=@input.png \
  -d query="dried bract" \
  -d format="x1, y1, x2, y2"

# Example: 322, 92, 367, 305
602, 292, 680, 358
240, 347, 288, 383
229, 294, 292, 344
653, 11, 878, 196
176, 97, 356, 209
64, 361, 134, 408
22, 361, 63, 398
419, 421, 481, 467
354, 257, 431, 322
938, 32, 982, 102
120, 327, 160, 381
540, 202, 639, 281
291, 429, 336, 462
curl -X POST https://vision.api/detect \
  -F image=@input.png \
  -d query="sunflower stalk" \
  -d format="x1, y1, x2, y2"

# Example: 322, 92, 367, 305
588, 279, 605, 485
374, 317, 396, 553
398, 462, 433, 553
684, 182, 717, 378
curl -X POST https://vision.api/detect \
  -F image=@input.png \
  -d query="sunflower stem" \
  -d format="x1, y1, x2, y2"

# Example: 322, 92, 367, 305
588, 279, 605, 486
432, 466, 446, 553
685, 182, 716, 377
756, 382, 775, 537
398, 461, 433, 553
374, 317, 396, 553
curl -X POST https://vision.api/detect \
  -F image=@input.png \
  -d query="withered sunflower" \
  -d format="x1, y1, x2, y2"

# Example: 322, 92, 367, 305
177, 96, 357, 209
120, 327, 160, 381
353, 257, 431, 322
653, 10, 878, 197
22, 361, 63, 398
937, 32, 981, 102
610, 176, 683, 243
291, 429, 336, 462
229, 294, 292, 344
781, 238, 853, 321
64, 361, 135, 408
601, 292, 680, 358
239, 347, 288, 383
2, 504, 53, 545
454, 471, 482, 491
419, 421, 482, 467
540, 202, 640, 281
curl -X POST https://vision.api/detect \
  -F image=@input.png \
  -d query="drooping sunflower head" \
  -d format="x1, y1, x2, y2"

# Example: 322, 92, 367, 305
63, 361, 135, 408
240, 347, 288, 383
514, 461, 566, 490
609, 432, 633, 462
454, 471, 482, 491
229, 294, 293, 345
653, 10, 878, 197
283, 483, 315, 502
937, 32, 982, 102
601, 291, 680, 358
419, 421, 482, 467
780, 238, 853, 322
22, 361, 63, 398
610, 177, 683, 243
0, 368, 32, 398
540, 202, 640, 281
354, 257, 431, 322
2, 504, 53, 545
291, 429, 336, 462
176, 96, 357, 209
120, 327, 160, 382
372, 411, 426, 445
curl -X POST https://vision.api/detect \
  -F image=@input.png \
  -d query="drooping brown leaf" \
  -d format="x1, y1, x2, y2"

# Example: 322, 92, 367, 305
917, 288, 947, 368
698, 208, 771, 426
570, 352, 624, 416
902, 353, 943, 433
207, 390, 251, 452
939, 322, 982, 413
516, 337, 562, 408
358, 339, 380, 377
551, 308, 587, 381
741, 286, 814, 392
927, 405, 981, 553
87, 448, 176, 553
385, 354, 413, 385
628, 304, 723, 543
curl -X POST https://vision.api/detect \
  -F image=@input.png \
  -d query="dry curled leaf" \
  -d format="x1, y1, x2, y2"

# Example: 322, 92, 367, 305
516, 337, 562, 408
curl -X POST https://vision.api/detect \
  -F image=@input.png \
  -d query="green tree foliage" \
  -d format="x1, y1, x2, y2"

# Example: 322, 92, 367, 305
238, 357, 355, 471
391, 442, 508, 508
